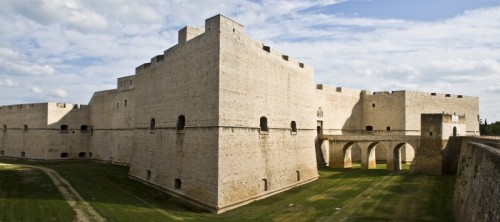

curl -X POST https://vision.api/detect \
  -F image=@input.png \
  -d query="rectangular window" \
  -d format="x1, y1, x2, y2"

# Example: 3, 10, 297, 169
124, 100, 128, 107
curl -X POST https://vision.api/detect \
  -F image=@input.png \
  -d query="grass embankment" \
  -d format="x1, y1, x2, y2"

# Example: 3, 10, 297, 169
0, 160, 455, 221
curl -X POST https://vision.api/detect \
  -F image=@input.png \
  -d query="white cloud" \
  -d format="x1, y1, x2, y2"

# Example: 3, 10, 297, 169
0, 79, 18, 86
49, 88, 68, 98
30, 87, 44, 94
0, 0, 498, 121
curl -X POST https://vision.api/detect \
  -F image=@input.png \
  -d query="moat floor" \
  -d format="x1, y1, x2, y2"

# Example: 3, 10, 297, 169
0, 160, 455, 222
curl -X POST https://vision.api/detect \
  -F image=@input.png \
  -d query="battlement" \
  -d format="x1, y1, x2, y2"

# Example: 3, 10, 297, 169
117, 75, 135, 91
0, 103, 46, 111
205, 14, 243, 34
259, 43, 310, 70
178, 26, 204, 44
315, 84, 363, 96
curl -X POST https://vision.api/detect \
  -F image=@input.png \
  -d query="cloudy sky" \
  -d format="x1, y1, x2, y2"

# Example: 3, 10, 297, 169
0, 0, 499, 122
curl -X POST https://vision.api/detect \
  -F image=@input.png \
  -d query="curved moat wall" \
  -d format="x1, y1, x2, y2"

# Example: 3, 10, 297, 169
454, 141, 500, 222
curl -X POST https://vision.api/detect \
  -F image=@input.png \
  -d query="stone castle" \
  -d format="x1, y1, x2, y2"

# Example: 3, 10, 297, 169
0, 15, 480, 213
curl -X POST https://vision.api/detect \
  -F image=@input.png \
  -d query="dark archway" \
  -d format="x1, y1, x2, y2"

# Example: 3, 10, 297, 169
177, 115, 186, 131
150, 118, 155, 130
175, 179, 182, 189
260, 116, 268, 132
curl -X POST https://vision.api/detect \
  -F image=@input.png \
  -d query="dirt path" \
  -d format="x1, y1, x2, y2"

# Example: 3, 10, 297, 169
4, 164, 106, 222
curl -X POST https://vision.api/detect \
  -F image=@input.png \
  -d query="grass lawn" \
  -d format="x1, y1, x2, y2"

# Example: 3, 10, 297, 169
0, 159, 455, 221
0, 163, 76, 222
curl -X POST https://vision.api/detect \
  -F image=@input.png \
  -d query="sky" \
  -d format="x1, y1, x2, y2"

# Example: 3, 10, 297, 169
0, 0, 499, 122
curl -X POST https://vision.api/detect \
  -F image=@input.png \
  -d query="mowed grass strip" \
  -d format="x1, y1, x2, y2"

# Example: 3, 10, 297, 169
0, 160, 455, 221
0, 164, 76, 222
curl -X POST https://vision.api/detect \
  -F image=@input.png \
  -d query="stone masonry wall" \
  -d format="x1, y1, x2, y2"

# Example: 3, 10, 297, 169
314, 85, 362, 135
454, 141, 500, 222
129, 15, 221, 208
0, 103, 90, 159
362, 91, 406, 135
89, 86, 135, 164
217, 15, 318, 211
405, 91, 479, 136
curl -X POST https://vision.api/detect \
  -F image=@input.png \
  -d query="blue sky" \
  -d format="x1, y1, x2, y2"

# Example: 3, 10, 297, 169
0, 0, 499, 122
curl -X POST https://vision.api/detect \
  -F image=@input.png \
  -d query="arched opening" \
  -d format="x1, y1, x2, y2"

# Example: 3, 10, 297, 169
392, 143, 415, 171
260, 116, 268, 132
146, 170, 151, 180
60, 152, 69, 158
291, 121, 297, 133
177, 115, 185, 131
80, 125, 89, 132
78, 152, 86, 158
175, 179, 182, 189
296, 171, 300, 181
150, 118, 155, 130
453, 126, 457, 137
262, 179, 268, 191
60, 125, 69, 132
21, 151, 25, 157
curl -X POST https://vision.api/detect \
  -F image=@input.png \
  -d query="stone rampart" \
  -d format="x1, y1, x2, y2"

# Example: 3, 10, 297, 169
454, 140, 500, 222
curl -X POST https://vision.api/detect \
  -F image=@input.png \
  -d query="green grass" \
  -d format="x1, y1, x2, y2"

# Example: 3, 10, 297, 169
0, 160, 455, 221
0, 164, 76, 222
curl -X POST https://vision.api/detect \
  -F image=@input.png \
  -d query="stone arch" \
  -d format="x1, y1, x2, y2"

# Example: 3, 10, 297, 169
367, 142, 381, 169
342, 142, 356, 168
391, 143, 415, 171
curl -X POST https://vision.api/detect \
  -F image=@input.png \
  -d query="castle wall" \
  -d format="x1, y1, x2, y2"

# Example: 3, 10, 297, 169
314, 85, 362, 135
410, 114, 465, 175
0, 103, 90, 159
405, 92, 479, 136
454, 141, 500, 222
88, 83, 135, 164
361, 91, 406, 135
128, 15, 221, 208
217, 15, 318, 211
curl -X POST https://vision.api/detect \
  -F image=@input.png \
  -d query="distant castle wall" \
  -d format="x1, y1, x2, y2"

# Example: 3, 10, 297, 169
0, 103, 90, 159
314, 85, 362, 135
